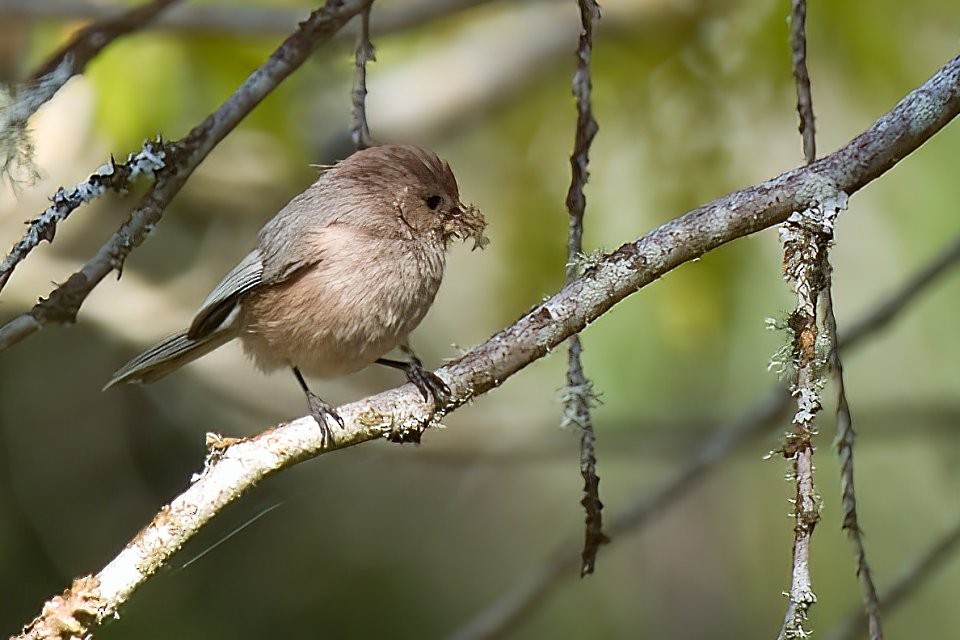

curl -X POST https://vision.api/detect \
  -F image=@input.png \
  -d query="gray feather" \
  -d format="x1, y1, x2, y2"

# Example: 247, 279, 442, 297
188, 250, 264, 339
103, 321, 238, 390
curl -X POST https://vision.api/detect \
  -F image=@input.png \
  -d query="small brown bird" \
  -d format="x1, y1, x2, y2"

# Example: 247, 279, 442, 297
105, 145, 487, 441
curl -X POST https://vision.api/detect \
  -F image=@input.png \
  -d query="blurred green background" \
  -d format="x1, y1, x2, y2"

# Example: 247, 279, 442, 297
2, 0, 960, 638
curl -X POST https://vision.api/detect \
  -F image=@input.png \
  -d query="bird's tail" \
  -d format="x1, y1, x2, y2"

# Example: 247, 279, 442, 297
103, 325, 238, 390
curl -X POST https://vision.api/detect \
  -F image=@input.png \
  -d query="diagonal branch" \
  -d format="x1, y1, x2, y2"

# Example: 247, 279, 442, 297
0, 139, 169, 294
11, 52, 960, 640
562, 0, 605, 578
26, 0, 181, 85
0, 0, 374, 355
444, 228, 960, 640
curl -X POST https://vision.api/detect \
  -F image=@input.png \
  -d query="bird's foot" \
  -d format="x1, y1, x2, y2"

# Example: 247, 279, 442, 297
404, 359, 451, 409
306, 392, 344, 447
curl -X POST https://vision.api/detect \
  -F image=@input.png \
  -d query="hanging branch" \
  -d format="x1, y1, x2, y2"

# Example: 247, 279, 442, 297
790, 0, 816, 164
562, 0, 605, 578
11, 51, 960, 640
777, 3, 824, 636
0, 0, 180, 186
350, 3, 375, 149
827, 291, 884, 640
784, 2, 884, 638
0, 0, 374, 355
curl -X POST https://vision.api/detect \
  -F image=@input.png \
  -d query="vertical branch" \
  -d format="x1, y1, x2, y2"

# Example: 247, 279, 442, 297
827, 295, 884, 640
776, 201, 831, 640
350, 3, 375, 150
778, 2, 823, 637
790, 0, 816, 164
795, 1, 883, 637
563, 0, 604, 578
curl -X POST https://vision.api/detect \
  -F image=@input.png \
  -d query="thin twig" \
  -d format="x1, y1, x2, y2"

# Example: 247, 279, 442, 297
827, 289, 883, 640
27, 0, 181, 84
351, 3, 375, 150
444, 228, 960, 640
0, 0, 374, 355
0, 139, 169, 294
778, 3, 829, 636
826, 519, 960, 640
562, 0, 604, 577
791, 0, 816, 164
12, 54, 960, 638
447, 389, 792, 640
791, 1, 883, 636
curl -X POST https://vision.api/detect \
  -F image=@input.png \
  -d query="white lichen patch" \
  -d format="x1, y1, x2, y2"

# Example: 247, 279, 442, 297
791, 386, 822, 424
1, 138, 169, 277
559, 380, 600, 431
777, 188, 849, 426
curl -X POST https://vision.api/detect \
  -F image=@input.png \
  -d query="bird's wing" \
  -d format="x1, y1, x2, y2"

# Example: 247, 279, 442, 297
188, 184, 336, 339
187, 250, 265, 339
255, 185, 336, 283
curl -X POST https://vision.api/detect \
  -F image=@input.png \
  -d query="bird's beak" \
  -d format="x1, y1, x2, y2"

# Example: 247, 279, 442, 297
444, 201, 488, 250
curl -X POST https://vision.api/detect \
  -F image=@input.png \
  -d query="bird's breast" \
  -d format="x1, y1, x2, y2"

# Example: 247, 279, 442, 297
238, 232, 445, 378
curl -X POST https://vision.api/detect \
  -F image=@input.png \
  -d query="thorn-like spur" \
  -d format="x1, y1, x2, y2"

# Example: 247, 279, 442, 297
293, 367, 343, 446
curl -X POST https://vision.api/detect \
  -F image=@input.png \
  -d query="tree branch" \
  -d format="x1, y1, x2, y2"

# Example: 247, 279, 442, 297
443, 226, 960, 640
562, 0, 604, 578
27, 0, 181, 84
0, 0, 374, 355
788, 3, 883, 637
791, 0, 816, 164
11, 51, 960, 640
778, 4, 825, 635
350, 3, 375, 150
0, 139, 168, 293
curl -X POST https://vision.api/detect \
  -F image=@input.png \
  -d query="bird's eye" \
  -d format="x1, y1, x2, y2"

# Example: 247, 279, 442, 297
425, 195, 442, 210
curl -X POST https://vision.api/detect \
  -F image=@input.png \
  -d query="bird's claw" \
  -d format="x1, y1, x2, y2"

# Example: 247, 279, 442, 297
306, 392, 344, 446
405, 362, 451, 408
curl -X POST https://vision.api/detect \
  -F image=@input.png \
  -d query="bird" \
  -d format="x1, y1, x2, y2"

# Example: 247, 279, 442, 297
105, 144, 488, 443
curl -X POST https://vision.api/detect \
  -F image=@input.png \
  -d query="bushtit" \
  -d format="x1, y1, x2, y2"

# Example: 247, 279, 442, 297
106, 145, 487, 441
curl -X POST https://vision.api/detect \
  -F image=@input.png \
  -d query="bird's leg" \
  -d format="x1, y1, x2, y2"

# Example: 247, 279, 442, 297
376, 343, 450, 408
292, 367, 343, 446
